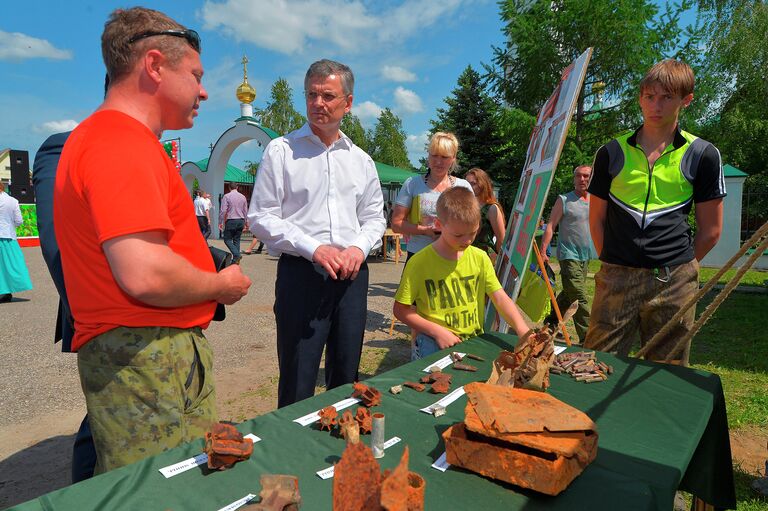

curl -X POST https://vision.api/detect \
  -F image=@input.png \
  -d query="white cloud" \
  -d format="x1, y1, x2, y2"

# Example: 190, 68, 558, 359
36, 120, 79, 134
353, 100, 383, 127
201, 0, 377, 55
200, 0, 474, 54
393, 86, 423, 113
0, 31, 72, 61
381, 65, 417, 82
406, 131, 430, 166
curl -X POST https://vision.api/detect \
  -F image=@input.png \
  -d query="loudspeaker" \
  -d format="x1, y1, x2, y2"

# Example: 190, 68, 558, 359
9, 149, 34, 204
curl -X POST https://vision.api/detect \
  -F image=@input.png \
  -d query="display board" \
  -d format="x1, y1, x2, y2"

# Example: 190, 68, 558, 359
488, 48, 592, 332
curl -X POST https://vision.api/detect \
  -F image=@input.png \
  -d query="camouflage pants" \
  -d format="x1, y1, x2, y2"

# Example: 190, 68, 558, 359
77, 326, 217, 474
583, 260, 699, 366
545, 259, 591, 342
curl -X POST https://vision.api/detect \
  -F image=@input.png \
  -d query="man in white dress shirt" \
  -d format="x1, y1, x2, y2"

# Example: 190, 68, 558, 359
249, 59, 386, 407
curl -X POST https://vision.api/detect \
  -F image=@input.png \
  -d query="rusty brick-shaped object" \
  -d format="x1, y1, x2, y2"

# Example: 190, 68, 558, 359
355, 407, 373, 434
204, 422, 254, 470
317, 406, 338, 431
352, 382, 382, 407
443, 383, 597, 496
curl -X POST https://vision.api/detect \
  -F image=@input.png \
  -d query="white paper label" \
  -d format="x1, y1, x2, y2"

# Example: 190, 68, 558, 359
158, 435, 261, 478
431, 452, 451, 472
315, 437, 402, 479
554, 345, 567, 355
217, 493, 258, 511
422, 353, 466, 373
420, 386, 466, 414
294, 397, 362, 426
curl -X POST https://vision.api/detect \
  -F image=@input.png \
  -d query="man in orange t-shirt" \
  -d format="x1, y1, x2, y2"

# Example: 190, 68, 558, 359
54, 7, 251, 473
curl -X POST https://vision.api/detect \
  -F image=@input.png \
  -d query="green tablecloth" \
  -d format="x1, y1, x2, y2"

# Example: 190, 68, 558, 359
8, 333, 736, 511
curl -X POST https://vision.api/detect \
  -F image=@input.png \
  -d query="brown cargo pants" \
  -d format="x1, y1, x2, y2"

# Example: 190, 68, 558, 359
583, 259, 699, 366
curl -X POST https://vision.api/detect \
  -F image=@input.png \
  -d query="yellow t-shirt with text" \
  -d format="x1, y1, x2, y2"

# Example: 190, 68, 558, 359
394, 245, 502, 339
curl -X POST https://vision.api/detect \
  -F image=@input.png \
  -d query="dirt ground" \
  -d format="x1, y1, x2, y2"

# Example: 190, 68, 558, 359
0, 243, 765, 508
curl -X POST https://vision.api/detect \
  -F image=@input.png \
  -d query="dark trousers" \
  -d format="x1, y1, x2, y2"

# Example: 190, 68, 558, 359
196, 216, 210, 240
274, 255, 368, 408
222, 218, 245, 258
72, 414, 96, 483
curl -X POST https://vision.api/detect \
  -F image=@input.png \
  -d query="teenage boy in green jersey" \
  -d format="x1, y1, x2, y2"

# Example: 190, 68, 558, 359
394, 187, 531, 360
584, 59, 725, 365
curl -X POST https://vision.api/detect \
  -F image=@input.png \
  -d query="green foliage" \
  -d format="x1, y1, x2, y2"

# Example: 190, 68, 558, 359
430, 65, 504, 174
369, 108, 412, 169
16, 205, 38, 237
340, 113, 371, 153
243, 160, 259, 177
485, 0, 700, 166
256, 77, 305, 136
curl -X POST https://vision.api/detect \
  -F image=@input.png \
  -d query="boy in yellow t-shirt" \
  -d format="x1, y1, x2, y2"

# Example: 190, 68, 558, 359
394, 187, 531, 360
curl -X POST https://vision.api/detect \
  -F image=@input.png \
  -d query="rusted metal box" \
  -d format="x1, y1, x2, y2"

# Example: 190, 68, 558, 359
443, 382, 598, 496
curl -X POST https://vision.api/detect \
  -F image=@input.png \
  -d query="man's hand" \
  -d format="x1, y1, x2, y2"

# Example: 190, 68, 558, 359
218, 223, 224, 231
312, 245, 343, 279
540, 249, 549, 265
336, 246, 365, 280
215, 265, 251, 305
433, 326, 462, 350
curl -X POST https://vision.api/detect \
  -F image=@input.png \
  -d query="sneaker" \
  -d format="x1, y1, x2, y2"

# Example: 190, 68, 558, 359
233, 256, 242, 265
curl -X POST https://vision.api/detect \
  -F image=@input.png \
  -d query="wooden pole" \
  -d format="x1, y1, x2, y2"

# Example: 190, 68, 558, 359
532, 243, 572, 346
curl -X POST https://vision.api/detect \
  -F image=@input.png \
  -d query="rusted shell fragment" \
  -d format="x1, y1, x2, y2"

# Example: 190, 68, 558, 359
430, 379, 450, 394
338, 410, 360, 444
333, 443, 382, 511
465, 353, 486, 361
453, 362, 478, 372
244, 474, 301, 511
487, 327, 555, 390
450, 352, 464, 362
355, 407, 373, 434
381, 447, 424, 511
402, 381, 425, 392
204, 422, 254, 470
352, 382, 382, 407
443, 382, 598, 496
317, 406, 338, 431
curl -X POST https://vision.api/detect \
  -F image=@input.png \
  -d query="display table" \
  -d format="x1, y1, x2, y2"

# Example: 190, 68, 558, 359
8, 333, 736, 511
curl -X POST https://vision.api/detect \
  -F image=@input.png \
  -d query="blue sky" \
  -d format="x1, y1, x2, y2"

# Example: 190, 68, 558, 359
1, 0, 508, 169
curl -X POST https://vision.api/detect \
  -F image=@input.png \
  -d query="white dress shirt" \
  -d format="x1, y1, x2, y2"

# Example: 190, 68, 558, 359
0, 191, 23, 239
248, 123, 386, 260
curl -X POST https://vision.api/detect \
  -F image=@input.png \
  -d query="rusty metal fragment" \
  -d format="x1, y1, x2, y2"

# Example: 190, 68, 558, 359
443, 382, 598, 496
355, 407, 373, 434
402, 381, 425, 392
551, 351, 611, 383
453, 362, 478, 372
465, 353, 485, 361
204, 422, 254, 471
352, 382, 382, 407
334, 444, 425, 511
487, 327, 555, 390
244, 474, 301, 510
338, 410, 360, 444
317, 406, 338, 431
450, 352, 464, 363
333, 443, 382, 511
430, 379, 450, 394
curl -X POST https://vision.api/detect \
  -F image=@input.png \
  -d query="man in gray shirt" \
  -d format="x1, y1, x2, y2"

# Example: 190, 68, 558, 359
219, 183, 248, 263
540, 165, 597, 342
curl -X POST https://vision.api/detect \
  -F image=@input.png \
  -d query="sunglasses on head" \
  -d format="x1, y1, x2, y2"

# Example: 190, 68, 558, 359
128, 29, 201, 53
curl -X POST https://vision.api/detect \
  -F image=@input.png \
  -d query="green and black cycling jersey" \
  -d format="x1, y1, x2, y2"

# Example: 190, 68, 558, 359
588, 125, 726, 268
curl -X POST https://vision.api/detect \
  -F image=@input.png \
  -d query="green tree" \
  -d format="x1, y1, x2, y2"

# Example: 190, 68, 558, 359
369, 108, 412, 169
486, 0, 698, 155
430, 65, 504, 176
340, 113, 371, 153
257, 77, 305, 136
